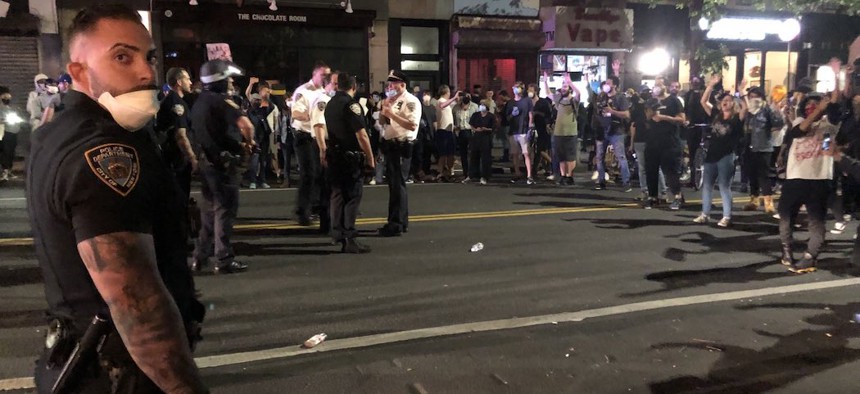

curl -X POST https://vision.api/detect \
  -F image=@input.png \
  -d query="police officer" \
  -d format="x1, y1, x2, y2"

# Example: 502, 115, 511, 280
324, 73, 375, 252
378, 70, 422, 237
310, 71, 338, 234
190, 58, 255, 274
156, 67, 198, 199
292, 61, 330, 226
26, 5, 207, 392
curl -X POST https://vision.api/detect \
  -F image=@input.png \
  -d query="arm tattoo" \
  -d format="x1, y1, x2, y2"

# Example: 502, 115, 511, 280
78, 232, 207, 394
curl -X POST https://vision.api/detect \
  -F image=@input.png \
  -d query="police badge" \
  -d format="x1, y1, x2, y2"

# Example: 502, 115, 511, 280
84, 144, 140, 196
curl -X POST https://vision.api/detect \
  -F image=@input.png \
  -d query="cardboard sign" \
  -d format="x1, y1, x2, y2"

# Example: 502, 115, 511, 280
206, 43, 232, 62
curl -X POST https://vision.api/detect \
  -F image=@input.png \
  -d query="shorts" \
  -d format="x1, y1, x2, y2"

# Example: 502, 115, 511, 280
553, 135, 578, 162
435, 130, 456, 156
509, 133, 533, 156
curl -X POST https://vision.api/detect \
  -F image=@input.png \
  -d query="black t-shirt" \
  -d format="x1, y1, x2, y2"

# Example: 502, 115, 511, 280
26, 90, 199, 324
155, 90, 191, 167
325, 91, 366, 152
706, 112, 744, 163
505, 97, 534, 135
190, 90, 243, 165
469, 111, 496, 131
649, 95, 684, 151
683, 89, 710, 125
533, 97, 552, 133
630, 100, 648, 143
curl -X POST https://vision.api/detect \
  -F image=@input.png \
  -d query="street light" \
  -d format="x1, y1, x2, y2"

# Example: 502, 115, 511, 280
638, 48, 671, 76
779, 18, 801, 89
698, 17, 709, 31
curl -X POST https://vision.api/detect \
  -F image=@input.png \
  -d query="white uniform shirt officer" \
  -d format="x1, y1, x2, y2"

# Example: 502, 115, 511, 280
310, 93, 332, 140
291, 81, 324, 135
382, 90, 422, 142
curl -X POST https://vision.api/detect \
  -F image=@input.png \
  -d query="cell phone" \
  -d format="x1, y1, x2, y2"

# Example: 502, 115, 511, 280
822, 133, 832, 151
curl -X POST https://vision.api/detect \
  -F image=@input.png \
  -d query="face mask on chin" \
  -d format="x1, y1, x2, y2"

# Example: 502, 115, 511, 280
97, 90, 159, 131
385, 89, 397, 99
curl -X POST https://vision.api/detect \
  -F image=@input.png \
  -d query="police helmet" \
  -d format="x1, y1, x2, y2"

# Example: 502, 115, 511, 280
199, 59, 244, 84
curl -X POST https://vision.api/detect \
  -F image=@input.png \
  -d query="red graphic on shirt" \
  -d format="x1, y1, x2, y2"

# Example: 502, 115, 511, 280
793, 137, 823, 162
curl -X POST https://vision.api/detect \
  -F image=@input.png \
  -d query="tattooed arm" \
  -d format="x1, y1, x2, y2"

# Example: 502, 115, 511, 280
77, 232, 207, 394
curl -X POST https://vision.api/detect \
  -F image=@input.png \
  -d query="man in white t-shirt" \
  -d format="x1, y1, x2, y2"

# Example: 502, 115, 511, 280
291, 61, 330, 226
378, 70, 422, 236
778, 91, 840, 274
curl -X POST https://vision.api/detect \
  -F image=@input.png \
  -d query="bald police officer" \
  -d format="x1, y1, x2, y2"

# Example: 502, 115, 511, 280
190, 59, 255, 274
378, 70, 422, 237
26, 5, 207, 392
324, 73, 375, 252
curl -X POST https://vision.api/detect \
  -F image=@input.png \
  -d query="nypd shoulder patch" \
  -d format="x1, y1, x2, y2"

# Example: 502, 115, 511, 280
406, 102, 416, 112
172, 104, 185, 116
317, 101, 327, 111
349, 103, 362, 116
84, 144, 140, 197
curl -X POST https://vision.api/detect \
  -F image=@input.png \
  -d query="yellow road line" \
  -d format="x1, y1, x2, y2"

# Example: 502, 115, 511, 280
0, 196, 754, 247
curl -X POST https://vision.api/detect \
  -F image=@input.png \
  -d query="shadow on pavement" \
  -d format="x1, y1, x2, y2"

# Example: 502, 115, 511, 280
233, 241, 337, 257
0, 309, 45, 329
649, 301, 860, 394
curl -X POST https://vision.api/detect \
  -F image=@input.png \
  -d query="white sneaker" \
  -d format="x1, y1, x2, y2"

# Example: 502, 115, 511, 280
844, 214, 853, 223
831, 222, 847, 234
249, 183, 257, 189
0, 170, 8, 182
717, 217, 731, 227
480, 178, 488, 185
461, 177, 472, 184
369, 179, 377, 185
693, 214, 710, 224
772, 213, 781, 219
547, 174, 556, 181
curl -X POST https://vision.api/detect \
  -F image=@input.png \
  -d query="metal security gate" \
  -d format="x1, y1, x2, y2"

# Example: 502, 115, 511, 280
0, 36, 39, 108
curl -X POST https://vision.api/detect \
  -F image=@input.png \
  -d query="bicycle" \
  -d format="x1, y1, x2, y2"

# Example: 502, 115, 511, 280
690, 123, 712, 191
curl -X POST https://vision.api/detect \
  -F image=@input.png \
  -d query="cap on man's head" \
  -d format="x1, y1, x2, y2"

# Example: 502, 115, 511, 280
57, 73, 72, 84
387, 70, 409, 86
746, 86, 765, 98
200, 59, 244, 84
34, 73, 49, 83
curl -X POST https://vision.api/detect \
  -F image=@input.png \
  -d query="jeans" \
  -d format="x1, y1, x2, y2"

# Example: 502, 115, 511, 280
469, 132, 493, 179
645, 147, 682, 198
633, 142, 665, 194
194, 163, 240, 265
747, 151, 774, 196
701, 153, 736, 218
596, 133, 630, 185
778, 179, 830, 257
383, 140, 412, 231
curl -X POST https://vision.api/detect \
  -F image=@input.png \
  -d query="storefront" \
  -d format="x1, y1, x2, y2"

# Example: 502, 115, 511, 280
154, 2, 375, 92
538, 6, 633, 102
451, 15, 544, 95
679, 13, 801, 95
388, 18, 450, 94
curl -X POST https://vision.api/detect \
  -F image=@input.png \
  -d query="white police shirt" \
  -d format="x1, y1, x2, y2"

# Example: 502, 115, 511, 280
382, 91, 421, 142
291, 81, 324, 133
309, 93, 331, 140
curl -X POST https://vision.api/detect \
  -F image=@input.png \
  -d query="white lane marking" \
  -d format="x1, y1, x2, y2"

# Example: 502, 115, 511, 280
3, 277, 858, 390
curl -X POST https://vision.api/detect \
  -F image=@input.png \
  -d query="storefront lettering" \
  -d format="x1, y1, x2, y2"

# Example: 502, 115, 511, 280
542, 7, 631, 49
236, 13, 307, 23
573, 8, 620, 24
566, 23, 621, 45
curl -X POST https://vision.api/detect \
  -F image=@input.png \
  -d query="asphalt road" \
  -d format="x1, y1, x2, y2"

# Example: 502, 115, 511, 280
2, 172, 860, 393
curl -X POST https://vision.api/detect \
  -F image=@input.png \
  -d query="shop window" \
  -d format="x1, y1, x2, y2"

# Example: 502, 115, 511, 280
401, 26, 439, 55
456, 58, 516, 95
402, 60, 440, 71
764, 51, 798, 94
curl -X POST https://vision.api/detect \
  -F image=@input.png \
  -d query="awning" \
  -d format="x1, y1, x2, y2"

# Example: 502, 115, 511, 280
453, 29, 546, 49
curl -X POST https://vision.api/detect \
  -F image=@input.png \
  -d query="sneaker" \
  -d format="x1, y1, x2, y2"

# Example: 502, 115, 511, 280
567, 176, 575, 186
526, 177, 535, 185
0, 170, 8, 182
693, 214, 710, 224
461, 177, 473, 184
214, 260, 248, 274
260, 182, 271, 189
636, 191, 648, 201
670, 198, 682, 210
643, 198, 655, 210
479, 178, 488, 185
547, 174, 556, 181
780, 243, 794, 266
717, 217, 731, 228
788, 253, 817, 274
377, 225, 403, 237
249, 183, 257, 189
342, 238, 371, 254
406, 178, 415, 184
832, 222, 847, 234
622, 183, 633, 192
369, 179, 377, 185
772, 213, 781, 220
844, 214, 853, 223
594, 183, 606, 190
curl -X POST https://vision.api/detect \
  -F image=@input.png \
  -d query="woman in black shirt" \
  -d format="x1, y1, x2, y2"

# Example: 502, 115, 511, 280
695, 75, 747, 227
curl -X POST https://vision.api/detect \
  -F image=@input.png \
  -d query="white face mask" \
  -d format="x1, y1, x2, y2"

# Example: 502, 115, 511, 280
97, 90, 159, 131
385, 89, 397, 99
527, 92, 535, 98
512, 87, 521, 96
748, 98, 764, 114
326, 90, 336, 97
423, 96, 431, 105
602, 85, 612, 94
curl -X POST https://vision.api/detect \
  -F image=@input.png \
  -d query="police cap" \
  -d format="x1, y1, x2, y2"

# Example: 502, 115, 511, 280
200, 59, 244, 84
386, 70, 409, 86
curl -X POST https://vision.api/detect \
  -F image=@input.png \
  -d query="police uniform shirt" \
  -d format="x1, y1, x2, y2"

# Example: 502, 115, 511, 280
155, 90, 191, 165
291, 81, 324, 133
325, 91, 366, 152
26, 90, 199, 323
382, 91, 422, 142
191, 90, 243, 163
310, 93, 332, 140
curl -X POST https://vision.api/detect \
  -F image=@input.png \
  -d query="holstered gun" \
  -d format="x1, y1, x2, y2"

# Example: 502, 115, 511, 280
51, 315, 110, 394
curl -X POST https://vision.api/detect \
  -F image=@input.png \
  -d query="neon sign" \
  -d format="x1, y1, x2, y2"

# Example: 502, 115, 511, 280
706, 18, 800, 42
